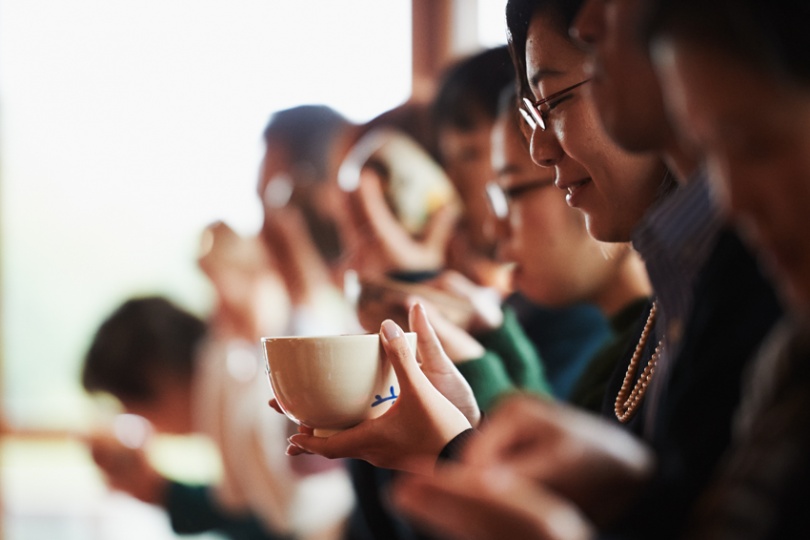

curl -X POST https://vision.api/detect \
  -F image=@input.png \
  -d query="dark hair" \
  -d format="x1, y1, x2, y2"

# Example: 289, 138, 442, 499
263, 104, 352, 182
647, 0, 810, 86
431, 45, 516, 137
82, 296, 206, 402
506, 0, 585, 100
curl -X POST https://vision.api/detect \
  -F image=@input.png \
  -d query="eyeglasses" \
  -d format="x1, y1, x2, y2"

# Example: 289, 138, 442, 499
485, 178, 555, 219
519, 79, 592, 132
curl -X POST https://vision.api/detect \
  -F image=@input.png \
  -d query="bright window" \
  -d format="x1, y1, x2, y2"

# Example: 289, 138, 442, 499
0, 0, 412, 429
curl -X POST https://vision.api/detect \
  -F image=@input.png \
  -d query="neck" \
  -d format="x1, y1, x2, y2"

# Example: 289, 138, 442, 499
591, 248, 652, 317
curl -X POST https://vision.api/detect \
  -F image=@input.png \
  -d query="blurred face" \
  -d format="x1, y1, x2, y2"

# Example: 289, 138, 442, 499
524, 12, 665, 242
439, 123, 499, 253
572, 0, 671, 152
258, 139, 344, 269
655, 39, 810, 314
121, 375, 193, 435
492, 108, 621, 306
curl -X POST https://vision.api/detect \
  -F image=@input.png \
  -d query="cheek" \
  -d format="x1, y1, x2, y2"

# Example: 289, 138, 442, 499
553, 109, 599, 162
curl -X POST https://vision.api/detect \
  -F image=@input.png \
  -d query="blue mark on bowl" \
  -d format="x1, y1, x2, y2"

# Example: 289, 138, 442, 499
371, 386, 398, 407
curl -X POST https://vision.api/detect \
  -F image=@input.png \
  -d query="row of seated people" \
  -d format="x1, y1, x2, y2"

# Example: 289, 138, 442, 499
81, 0, 810, 536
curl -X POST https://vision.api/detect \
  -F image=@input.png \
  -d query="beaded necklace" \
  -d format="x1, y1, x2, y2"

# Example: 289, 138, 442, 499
615, 302, 664, 423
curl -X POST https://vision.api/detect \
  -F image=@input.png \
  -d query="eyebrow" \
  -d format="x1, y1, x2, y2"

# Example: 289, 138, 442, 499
528, 68, 565, 89
495, 163, 524, 178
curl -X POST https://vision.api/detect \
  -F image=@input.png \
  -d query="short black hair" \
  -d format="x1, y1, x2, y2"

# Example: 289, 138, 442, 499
262, 104, 352, 182
506, 0, 586, 100
82, 296, 206, 402
647, 0, 810, 86
431, 45, 516, 135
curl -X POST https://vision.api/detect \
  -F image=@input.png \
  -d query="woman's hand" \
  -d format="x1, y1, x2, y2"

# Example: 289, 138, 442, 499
389, 396, 653, 538
278, 318, 472, 475
462, 395, 654, 527
408, 303, 481, 428
392, 463, 594, 540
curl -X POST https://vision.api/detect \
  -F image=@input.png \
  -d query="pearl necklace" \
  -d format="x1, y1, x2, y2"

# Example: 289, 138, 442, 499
615, 301, 664, 423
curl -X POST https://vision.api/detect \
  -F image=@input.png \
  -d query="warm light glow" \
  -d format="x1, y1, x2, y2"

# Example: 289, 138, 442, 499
0, 0, 411, 427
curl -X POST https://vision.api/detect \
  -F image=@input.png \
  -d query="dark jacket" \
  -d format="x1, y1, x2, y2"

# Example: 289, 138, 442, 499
601, 227, 783, 539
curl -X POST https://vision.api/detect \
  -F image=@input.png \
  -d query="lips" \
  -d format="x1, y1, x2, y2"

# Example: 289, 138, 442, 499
556, 177, 592, 208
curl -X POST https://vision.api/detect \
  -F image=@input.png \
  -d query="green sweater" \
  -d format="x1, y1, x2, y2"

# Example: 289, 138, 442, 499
456, 306, 553, 412
456, 299, 649, 414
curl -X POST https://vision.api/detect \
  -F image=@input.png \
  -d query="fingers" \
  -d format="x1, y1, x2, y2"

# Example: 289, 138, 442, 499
392, 464, 594, 540
422, 203, 462, 251
356, 169, 411, 245
429, 269, 474, 298
268, 398, 285, 415
412, 301, 486, 362
408, 303, 452, 369
380, 319, 423, 391
461, 395, 555, 468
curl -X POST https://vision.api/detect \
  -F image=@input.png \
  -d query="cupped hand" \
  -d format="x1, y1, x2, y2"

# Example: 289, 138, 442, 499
426, 270, 504, 334
391, 463, 594, 540
284, 319, 472, 475
462, 395, 654, 527
344, 168, 460, 274
86, 432, 167, 505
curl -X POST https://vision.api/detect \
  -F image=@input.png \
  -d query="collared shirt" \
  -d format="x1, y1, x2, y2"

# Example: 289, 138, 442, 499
631, 167, 724, 439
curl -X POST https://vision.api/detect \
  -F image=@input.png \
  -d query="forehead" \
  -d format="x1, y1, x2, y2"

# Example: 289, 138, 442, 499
525, 12, 585, 87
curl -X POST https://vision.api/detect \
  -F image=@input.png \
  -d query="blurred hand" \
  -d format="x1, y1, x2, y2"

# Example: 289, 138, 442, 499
279, 318, 472, 475
445, 229, 515, 299
343, 169, 460, 275
86, 432, 167, 506
355, 278, 412, 333
355, 274, 478, 333
426, 270, 504, 334
261, 205, 336, 306
462, 395, 654, 527
392, 463, 594, 540
390, 396, 653, 538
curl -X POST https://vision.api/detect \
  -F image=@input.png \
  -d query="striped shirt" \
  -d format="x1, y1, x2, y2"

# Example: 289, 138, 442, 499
631, 167, 724, 439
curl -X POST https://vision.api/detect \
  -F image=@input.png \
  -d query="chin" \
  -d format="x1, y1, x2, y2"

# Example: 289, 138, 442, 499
586, 218, 631, 244
522, 286, 572, 309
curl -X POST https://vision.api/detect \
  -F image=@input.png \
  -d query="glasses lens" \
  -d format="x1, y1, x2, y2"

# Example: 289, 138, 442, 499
486, 182, 510, 219
521, 97, 545, 131
518, 107, 537, 132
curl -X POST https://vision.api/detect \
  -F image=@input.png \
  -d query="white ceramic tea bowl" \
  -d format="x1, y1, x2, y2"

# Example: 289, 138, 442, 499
262, 332, 416, 436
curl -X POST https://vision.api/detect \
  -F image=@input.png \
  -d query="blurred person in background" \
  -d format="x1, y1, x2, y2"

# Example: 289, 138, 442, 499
257, 105, 362, 337
83, 223, 355, 540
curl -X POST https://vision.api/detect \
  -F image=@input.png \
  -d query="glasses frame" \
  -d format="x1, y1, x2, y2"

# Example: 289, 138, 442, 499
485, 178, 556, 219
520, 78, 592, 132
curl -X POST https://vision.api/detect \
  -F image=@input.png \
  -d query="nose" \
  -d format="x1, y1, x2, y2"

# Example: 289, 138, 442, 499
529, 127, 565, 168
570, 0, 602, 46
